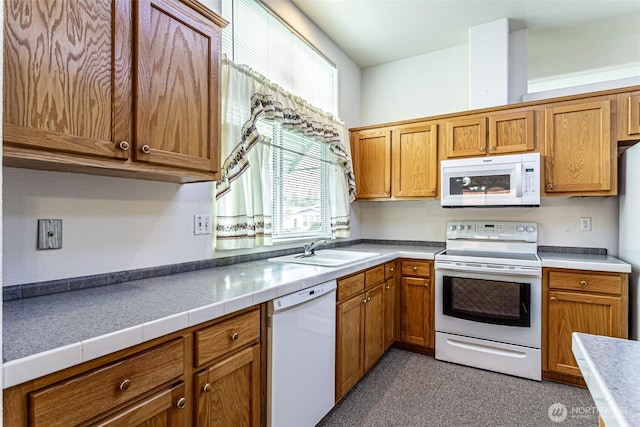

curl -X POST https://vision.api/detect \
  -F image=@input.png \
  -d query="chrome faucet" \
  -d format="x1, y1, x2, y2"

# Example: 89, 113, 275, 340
302, 239, 326, 257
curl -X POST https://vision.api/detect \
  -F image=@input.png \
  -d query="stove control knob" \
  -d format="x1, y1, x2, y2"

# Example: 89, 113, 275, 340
516, 225, 525, 232
459, 224, 465, 230
450, 225, 457, 231
526, 226, 536, 233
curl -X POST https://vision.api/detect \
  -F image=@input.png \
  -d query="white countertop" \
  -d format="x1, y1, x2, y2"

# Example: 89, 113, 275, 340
3, 244, 631, 389
572, 333, 640, 427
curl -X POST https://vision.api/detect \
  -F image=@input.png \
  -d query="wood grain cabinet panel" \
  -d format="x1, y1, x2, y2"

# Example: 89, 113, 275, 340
391, 124, 438, 197
544, 268, 628, 383
617, 92, 640, 141
544, 100, 614, 195
445, 117, 487, 158
351, 129, 392, 198
3, 0, 226, 183
383, 277, 398, 350
194, 345, 261, 427
3, 0, 131, 160
90, 381, 188, 426
488, 110, 535, 154
135, 0, 221, 175
400, 276, 432, 347
28, 339, 184, 426
336, 292, 365, 401
363, 284, 385, 372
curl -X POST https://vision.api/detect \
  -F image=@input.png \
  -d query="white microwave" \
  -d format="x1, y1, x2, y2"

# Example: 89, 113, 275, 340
441, 153, 540, 207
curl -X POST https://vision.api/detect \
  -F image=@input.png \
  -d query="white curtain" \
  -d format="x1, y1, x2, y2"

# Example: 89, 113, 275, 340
215, 57, 355, 250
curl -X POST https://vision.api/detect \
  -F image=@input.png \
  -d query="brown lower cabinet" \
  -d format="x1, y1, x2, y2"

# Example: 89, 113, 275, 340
400, 260, 434, 350
543, 268, 628, 385
335, 262, 397, 402
3, 306, 263, 426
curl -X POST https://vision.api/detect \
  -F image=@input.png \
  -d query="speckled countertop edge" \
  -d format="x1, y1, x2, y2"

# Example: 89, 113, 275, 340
572, 333, 640, 427
3, 244, 631, 389
2, 244, 442, 388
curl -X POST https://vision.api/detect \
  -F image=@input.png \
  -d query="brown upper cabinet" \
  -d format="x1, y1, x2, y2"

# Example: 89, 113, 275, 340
3, 0, 226, 183
617, 91, 640, 141
543, 98, 616, 196
443, 110, 535, 159
351, 123, 438, 200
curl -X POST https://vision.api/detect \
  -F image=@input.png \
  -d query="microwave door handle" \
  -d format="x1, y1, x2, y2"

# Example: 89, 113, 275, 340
515, 165, 523, 198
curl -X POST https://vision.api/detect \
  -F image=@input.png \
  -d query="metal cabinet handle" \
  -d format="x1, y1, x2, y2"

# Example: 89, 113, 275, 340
362, 298, 367, 304
424, 283, 429, 288
231, 332, 239, 341
385, 285, 390, 290
119, 378, 131, 391
480, 146, 486, 152
580, 280, 587, 286
176, 397, 187, 409
118, 140, 130, 151
550, 297, 557, 301
389, 267, 394, 272
490, 146, 497, 151
203, 383, 212, 393
546, 183, 553, 190
141, 144, 151, 154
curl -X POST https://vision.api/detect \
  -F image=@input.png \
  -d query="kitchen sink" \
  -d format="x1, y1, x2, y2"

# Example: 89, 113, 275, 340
269, 249, 380, 267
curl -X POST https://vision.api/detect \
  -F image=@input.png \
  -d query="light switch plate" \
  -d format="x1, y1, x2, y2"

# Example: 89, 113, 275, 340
38, 219, 63, 249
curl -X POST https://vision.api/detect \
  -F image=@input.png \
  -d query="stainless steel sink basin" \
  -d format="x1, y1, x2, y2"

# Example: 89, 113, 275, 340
269, 249, 379, 267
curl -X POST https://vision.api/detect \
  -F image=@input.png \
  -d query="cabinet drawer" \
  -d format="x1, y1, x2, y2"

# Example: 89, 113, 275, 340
401, 260, 431, 277
195, 308, 260, 366
365, 265, 385, 288
385, 261, 396, 279
338, 272, 365, 301
28, 338, 184, 426
548, 271, 622, 295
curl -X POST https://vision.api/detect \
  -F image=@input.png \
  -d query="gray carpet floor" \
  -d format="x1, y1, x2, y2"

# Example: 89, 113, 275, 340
318, 348, 597, 427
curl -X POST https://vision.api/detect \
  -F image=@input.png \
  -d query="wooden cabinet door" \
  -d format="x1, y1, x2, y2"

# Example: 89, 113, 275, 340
617, 92, 640, 140
363, 284, 385, 371
444, 117, 487, 158
547, 291, 622, 376
3, 0, 132, 160
91, 382, 188, 426
336, 293, 365, 401
391, 124, 438, 197
194, 345, 261, 427
383, 278, 397, 350
488, 111, 535, 155
400, 277, 432, 347
135, 0, 221, 176
544, 100, 612, 194
351, 129, 391, 198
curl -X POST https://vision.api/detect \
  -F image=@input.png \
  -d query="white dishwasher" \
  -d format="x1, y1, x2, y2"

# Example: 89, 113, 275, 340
267, 280, 336, 427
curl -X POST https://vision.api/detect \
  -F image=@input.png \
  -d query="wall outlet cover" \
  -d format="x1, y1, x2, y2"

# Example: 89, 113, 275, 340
194, 214, 212, 235
38, 219, 63, 249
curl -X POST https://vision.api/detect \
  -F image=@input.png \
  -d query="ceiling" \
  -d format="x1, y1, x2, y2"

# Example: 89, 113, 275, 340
290, 0, 640, 69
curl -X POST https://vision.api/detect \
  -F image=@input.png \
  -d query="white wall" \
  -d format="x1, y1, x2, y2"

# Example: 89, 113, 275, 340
360, 45, 468, 126
356, 197, 620, 255
2, 0, 363, 287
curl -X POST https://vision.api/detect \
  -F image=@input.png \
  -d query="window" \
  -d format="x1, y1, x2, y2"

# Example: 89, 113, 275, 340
221, 0, 340, 243
255, 119, 331, 241
221, 0, 337, 114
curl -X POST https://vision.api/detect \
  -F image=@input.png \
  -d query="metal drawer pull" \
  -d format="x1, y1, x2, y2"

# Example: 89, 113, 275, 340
176, 397, 187, 409
550, 297, 557, 301
367, 297, 371, 302
231, 332, 239, 341
424, 283, 429, 288
119, 378, 131, 391
413, 266, 418, 271
546, 183, 553, 190
141, 144, 151, 154
386, 285, 390, 290
480, 146, 486, 152
362, 298, 367, 304
203, 383, 212, 393
580, 280, 587, 286
118, 140, 129, 151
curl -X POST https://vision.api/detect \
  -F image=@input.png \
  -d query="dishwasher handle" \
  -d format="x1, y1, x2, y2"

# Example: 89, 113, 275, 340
271, 280, 337, 313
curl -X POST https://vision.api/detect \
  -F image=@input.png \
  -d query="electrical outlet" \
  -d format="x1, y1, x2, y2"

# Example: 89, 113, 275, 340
580, 217, 592, 231
194, 214, 212, 235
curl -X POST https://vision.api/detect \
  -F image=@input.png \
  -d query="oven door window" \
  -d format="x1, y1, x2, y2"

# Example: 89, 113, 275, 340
442, 276, 530, 327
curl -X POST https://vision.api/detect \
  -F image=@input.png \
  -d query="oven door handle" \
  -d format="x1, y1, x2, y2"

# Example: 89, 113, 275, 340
435, 262, 541, 277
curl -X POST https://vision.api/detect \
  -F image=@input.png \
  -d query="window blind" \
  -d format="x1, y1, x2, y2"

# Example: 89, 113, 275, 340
221, 0, 337, 114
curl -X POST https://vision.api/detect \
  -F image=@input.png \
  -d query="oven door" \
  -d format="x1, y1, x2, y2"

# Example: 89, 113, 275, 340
435, 267, 541, 348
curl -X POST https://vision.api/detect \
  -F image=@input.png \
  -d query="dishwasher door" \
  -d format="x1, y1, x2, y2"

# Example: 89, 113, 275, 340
268, 280, 337, 427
